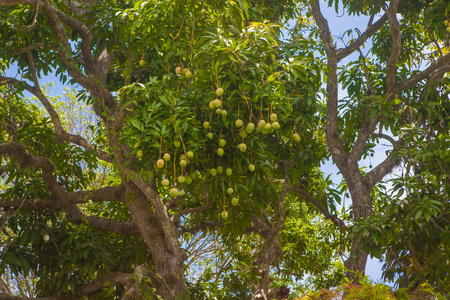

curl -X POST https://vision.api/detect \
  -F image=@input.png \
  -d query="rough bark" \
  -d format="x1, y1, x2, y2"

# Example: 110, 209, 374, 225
123, 181, 187, 299
340, 166, 373, 279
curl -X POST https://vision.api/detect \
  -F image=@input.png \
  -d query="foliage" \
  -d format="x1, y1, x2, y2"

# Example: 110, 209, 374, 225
296, 277, 447, 300
1, 0, 450, 298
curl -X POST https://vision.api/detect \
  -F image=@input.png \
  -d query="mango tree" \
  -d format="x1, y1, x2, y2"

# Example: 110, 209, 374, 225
0, 0, 328, 298
308, 0, 450, 283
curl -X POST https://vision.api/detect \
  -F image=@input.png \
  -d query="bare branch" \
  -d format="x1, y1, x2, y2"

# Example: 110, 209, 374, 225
336, 13, 388, 62
287, 186, 347, 230
0, 277, 13, 296
372, 132, 397, 146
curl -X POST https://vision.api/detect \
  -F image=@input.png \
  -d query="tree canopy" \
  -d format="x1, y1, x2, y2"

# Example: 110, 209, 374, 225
0, 0, 449, 299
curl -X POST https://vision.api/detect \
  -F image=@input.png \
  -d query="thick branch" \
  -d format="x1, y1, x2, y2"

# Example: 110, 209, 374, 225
78, 272, 135, 296
365, 141, 402, 189
53, 10, 94, 66
311, 0, 347, 166
67, 204, 140, 236
372, 132, 396, 146
336, 13, 388, 62
0, 141, 63, 195
397, 54, 450, 92
349, 116, 380, 163
126, 174, 175, 238
0, 185, 126, 209
287, 186, 347, 230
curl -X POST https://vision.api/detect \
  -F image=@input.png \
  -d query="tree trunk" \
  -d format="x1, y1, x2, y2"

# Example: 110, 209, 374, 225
125, 183, 186, 299
341, 168, 373, 280
344, 236, 369, 281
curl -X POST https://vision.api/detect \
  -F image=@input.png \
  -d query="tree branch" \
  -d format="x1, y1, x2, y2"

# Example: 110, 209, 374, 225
0, 141, 63, 195
247, 215, 273, 239
336, 13, 388, 62
6, 43, 44, 55
165, 190, 187, 209
287, 186, 347, 230
274, 160, 291, 232
311, 0, 347, 167
357, 47, 373, 95
78, 272, 135, 296
349, 116, 380, 163
372, 132, 397, 146
0, 185, 126, 209
0, 0, 35, 7
0, 165, 6, 175
365, 140, 403, 189
397, 54, 450, 92
67, 204, 140, 236
171, 188, 211, 223
53, 10, 95, 67
0, 75, 114, 163
384, 0, 402, 93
